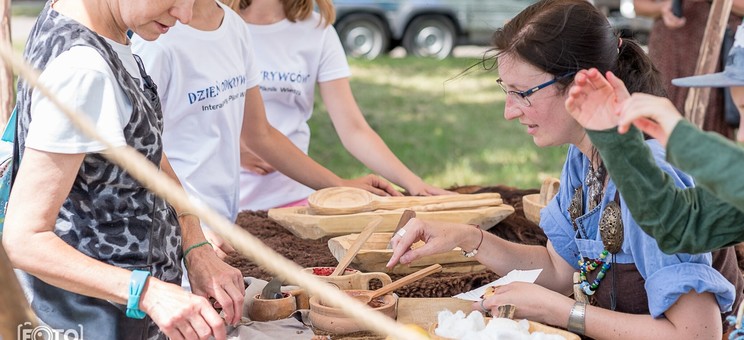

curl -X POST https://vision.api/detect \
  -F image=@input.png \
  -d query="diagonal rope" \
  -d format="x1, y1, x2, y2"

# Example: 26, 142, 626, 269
0, 43, 427, 340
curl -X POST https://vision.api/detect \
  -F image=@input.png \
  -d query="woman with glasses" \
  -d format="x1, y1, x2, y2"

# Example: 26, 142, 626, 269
387, 0, 743, 338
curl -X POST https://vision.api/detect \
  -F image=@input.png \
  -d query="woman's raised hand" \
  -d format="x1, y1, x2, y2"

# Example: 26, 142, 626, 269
618, 93, 683, 146
565, 69, 630, 131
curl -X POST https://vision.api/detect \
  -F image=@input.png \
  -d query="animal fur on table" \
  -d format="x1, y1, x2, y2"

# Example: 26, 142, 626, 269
226, 185, 546, 298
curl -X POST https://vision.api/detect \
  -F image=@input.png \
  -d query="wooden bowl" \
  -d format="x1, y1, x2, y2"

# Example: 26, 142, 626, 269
309, 290, 397, 334
247, 292, 296, 322
522, 193, 544, 225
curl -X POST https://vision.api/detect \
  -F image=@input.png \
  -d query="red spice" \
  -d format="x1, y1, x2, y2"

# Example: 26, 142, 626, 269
311, 267, 334, 276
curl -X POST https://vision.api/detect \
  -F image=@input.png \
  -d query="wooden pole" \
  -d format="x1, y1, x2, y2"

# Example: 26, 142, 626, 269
684, 0, 733, 128
0, 242, 38, 339
0, 0, 11, 126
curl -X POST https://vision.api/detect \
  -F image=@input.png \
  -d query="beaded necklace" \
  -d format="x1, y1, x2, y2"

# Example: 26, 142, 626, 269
568, 161, 624, 309
578, 250, 610, 295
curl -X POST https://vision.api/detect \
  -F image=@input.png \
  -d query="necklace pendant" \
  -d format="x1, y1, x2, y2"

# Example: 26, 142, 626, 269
599, 201, 624, 254
568, 186, 583, 232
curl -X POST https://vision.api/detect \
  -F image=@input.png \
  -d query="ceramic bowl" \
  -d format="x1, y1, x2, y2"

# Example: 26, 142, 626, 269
309, 289, 397, 334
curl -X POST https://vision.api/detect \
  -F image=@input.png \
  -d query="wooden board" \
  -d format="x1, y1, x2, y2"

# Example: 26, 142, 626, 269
328, 233, 486, 274
268, 204, 514, 240
397, 298, 579, 340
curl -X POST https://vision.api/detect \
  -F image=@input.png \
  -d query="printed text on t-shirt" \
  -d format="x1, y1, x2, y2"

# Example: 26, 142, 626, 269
187, 75, 247, 104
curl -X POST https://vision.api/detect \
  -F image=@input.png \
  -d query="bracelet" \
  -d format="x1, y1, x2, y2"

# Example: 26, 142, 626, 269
567, 301, 586, 335
461, 224, 483, 258
126, 270, 151, 319
183, 241, 212, 265
177, 211, 195, 219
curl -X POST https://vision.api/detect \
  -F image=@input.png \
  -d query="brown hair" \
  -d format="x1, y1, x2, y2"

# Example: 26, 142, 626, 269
236, 0, 336, 26
491, 0, 664, 97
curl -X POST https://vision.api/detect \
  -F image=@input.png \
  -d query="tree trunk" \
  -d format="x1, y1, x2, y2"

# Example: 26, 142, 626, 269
0, 241, 37, 339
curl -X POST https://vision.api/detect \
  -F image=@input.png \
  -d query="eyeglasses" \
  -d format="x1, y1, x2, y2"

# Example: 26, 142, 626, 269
497, 72, 577, 107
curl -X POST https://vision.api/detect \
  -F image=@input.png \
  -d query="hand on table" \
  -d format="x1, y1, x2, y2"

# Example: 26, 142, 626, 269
341, 174, 403, 197
186, 244, 245, 326
405, 181, 455, 196
475, 282, 574, 328
386, 219, 471, 268
565, 68, 630, 131
140, 277, 227, 340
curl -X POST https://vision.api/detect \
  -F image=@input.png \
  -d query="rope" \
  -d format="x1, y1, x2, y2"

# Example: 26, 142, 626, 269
0, 43, 426, 340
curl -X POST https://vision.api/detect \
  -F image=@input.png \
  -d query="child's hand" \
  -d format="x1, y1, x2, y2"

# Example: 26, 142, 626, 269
565, 69, 630, 131
240, 149, 276, 175
341, 174, 402, 197
618, 93, 683, 146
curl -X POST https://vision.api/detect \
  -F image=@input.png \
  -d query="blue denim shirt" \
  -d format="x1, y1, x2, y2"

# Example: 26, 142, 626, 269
541, 142, 735, 318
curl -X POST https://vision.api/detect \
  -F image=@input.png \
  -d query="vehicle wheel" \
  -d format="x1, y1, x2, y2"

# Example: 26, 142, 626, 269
336, 14, 389, 60
402, 15, 456, 59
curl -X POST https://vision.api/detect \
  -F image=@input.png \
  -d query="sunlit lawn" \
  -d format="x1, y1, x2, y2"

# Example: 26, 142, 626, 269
308, 56, 567, 190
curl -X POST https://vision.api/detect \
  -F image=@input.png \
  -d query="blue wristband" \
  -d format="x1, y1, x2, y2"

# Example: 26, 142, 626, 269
126, 270, 151, 319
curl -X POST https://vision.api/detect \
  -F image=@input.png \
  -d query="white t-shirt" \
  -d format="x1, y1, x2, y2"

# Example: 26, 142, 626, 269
132, 1, 261, 224
239, 13, 351, 210
26, 38, 141, 153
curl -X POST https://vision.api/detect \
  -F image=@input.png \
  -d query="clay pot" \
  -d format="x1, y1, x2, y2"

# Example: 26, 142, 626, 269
247, 292, 296, 322
309, 289, 397, 334
302, 266, 392, 291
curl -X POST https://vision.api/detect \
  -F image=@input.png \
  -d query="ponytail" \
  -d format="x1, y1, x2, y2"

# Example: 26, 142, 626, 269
613, 38, 666, 97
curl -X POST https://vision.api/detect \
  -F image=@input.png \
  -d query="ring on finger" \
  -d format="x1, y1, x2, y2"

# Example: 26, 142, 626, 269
479, 299, 489, 314
396, 228, 407, 237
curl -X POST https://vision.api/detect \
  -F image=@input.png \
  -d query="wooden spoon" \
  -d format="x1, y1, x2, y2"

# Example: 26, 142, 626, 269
355, 264, 442, 304
330, 217, 383, 276
308, 187, 502, 215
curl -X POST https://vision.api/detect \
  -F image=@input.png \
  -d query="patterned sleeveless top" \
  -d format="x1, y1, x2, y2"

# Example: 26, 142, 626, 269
16, 2, 181, 339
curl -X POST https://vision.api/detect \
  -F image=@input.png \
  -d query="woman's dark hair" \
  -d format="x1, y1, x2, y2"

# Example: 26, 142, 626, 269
491, 0, 664, 97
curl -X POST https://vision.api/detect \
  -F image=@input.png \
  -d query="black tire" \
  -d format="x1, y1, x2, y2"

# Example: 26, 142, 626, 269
402, 15, 456, 59
335, 13, 390, 60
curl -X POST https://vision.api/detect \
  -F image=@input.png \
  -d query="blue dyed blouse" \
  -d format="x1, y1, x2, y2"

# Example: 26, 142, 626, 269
540, 142, 735, 318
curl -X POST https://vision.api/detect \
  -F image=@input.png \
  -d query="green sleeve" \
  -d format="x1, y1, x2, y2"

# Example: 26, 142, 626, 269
667, 119, 744, 211
586, 126, 744, 254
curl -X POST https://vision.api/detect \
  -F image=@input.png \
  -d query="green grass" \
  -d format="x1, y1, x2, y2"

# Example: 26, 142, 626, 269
308, 56, 567, 190
10, 2, 43, 17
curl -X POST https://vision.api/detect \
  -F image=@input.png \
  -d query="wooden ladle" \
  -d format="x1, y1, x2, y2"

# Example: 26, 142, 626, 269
308, 187, 502, 215
355, 264, 442, 304
330, 217, 383, 276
